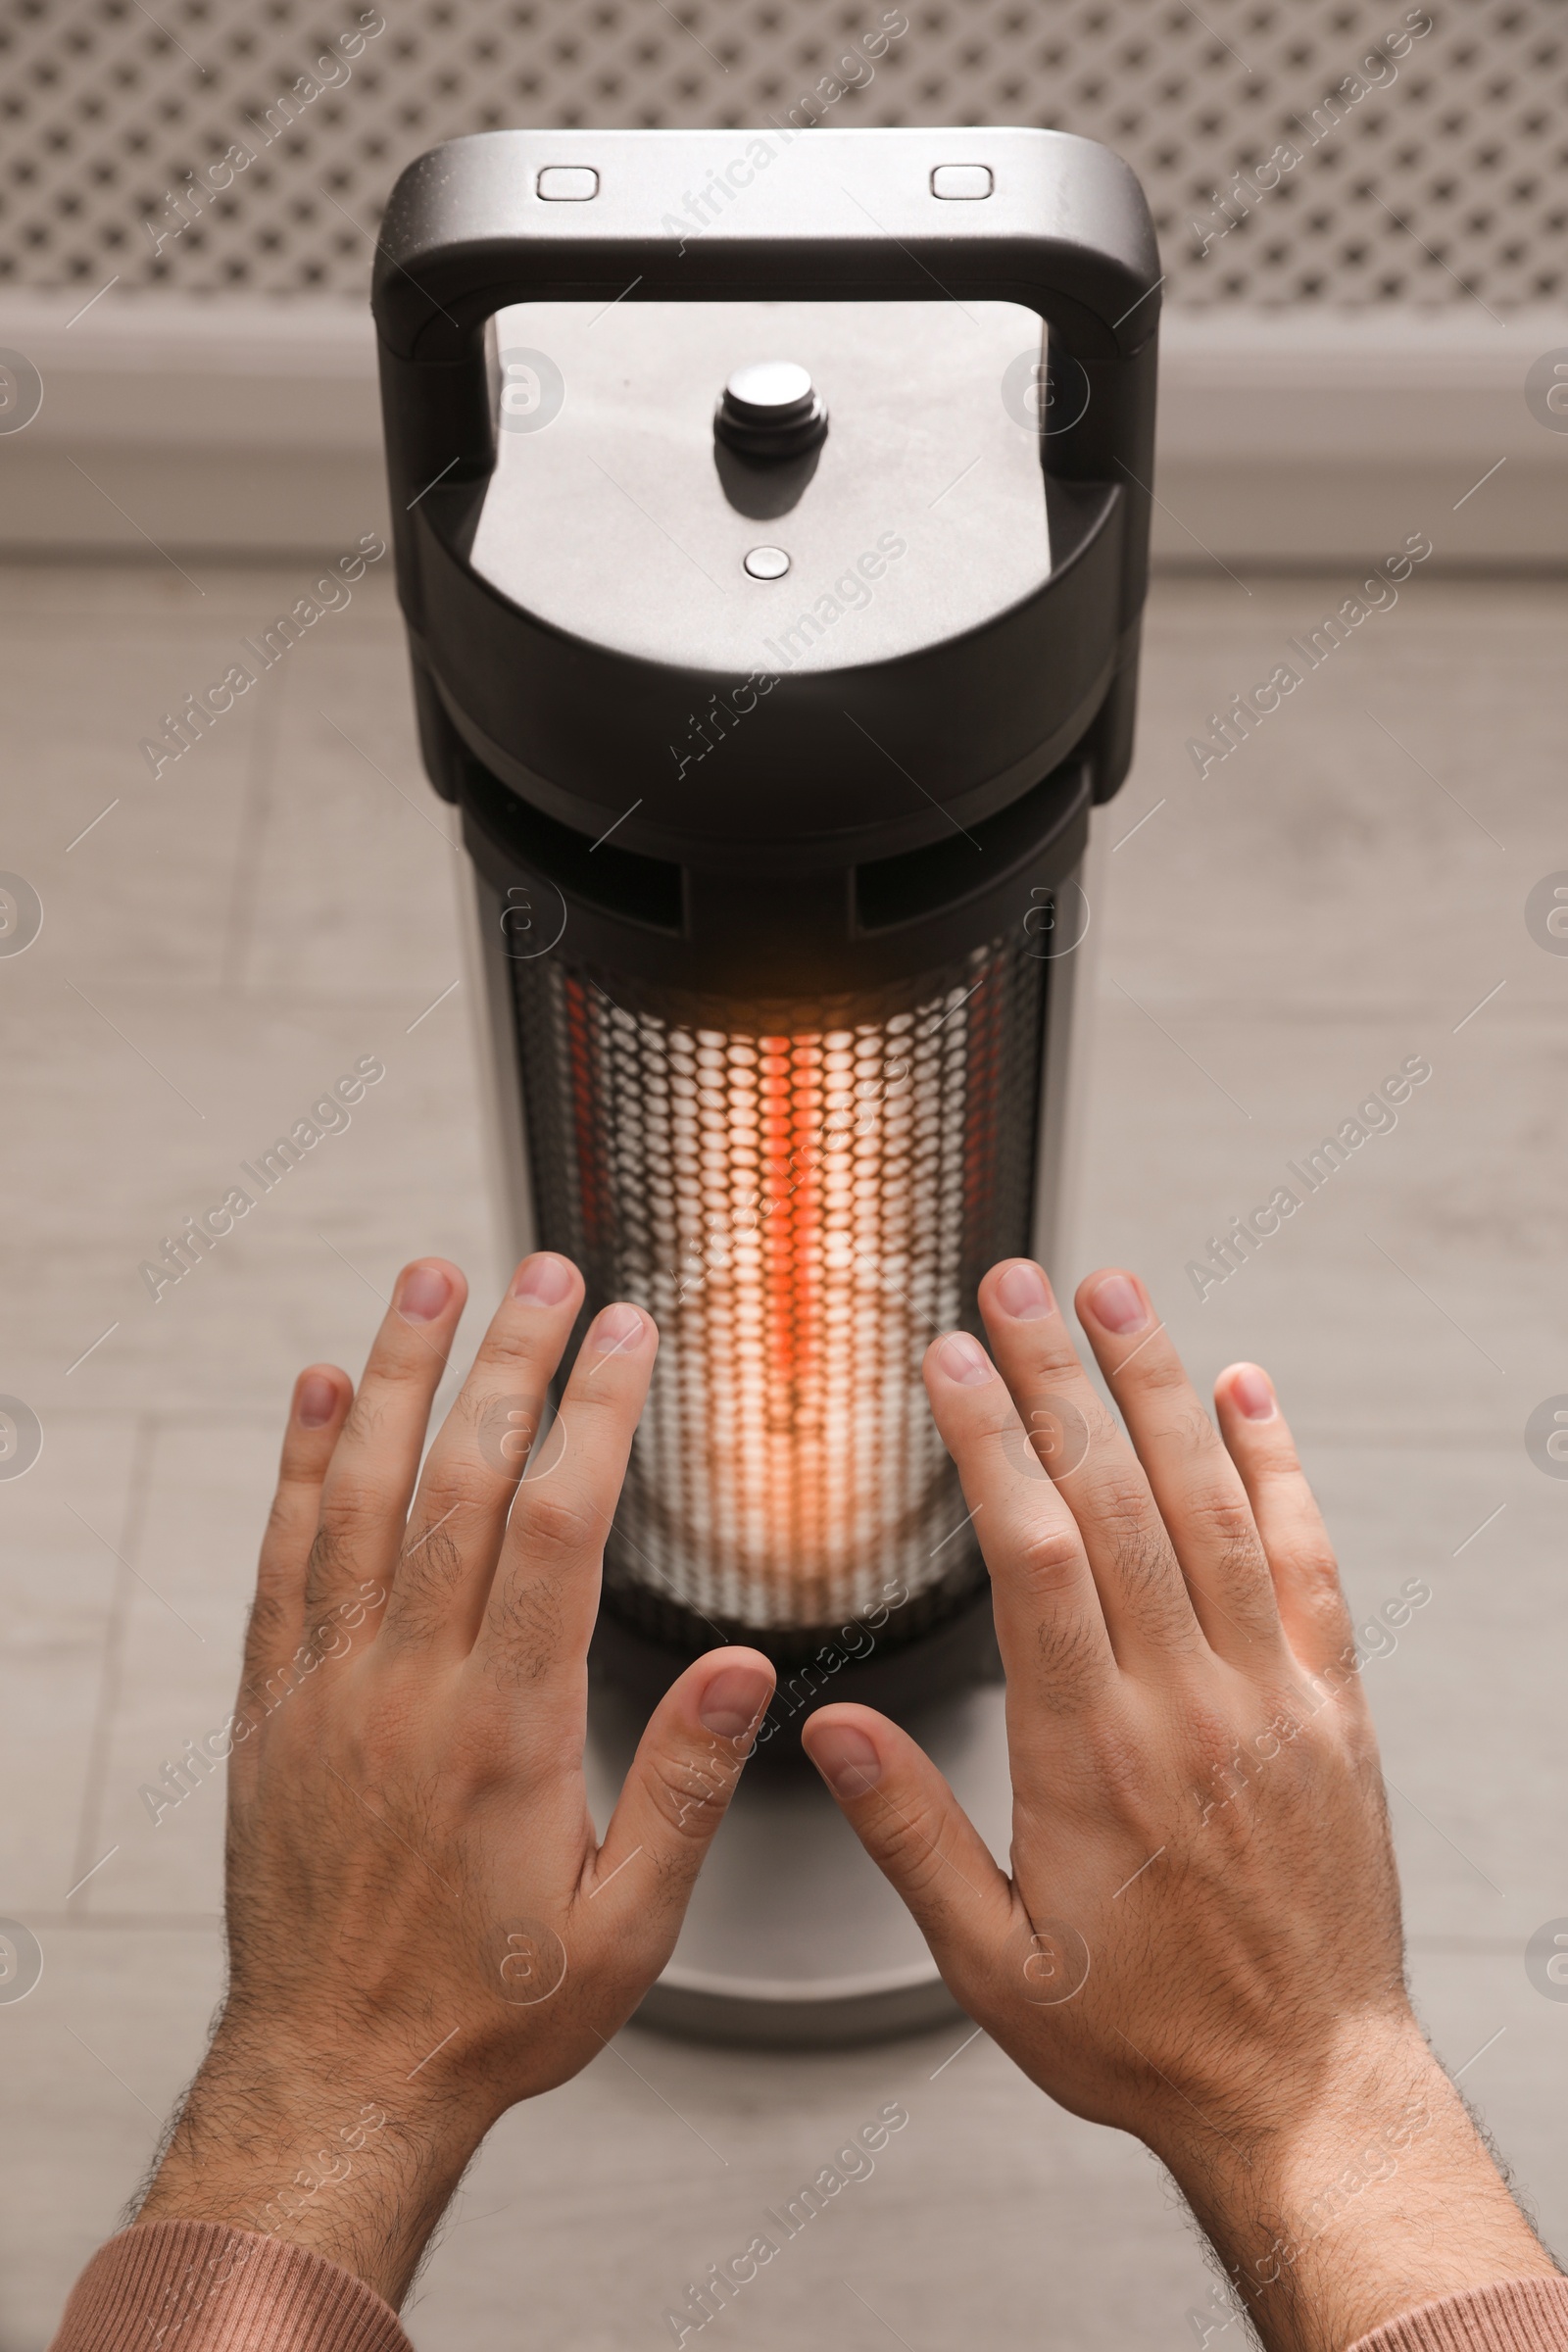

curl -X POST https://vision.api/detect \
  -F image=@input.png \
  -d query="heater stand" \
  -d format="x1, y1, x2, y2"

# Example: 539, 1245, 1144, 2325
389, 123, 1155, 2053
584, 1680, 1011, 2047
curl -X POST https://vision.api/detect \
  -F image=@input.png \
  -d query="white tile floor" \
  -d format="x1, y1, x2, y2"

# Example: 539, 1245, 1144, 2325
2, 558, 1567, 2350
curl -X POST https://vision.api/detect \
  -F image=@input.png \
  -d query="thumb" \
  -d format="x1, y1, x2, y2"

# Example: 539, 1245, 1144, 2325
587, 1647, 774, 1946
801, 1703, 1013, 1966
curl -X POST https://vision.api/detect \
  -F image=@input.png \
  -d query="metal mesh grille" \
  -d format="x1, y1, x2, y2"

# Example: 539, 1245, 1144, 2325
509, 937, 1046, 1647
2, 0, 1564, 310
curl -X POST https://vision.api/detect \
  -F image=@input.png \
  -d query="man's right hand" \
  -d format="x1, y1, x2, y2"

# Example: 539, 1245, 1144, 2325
803, 1258, 1558, 2352
136, 1250, 774, 2310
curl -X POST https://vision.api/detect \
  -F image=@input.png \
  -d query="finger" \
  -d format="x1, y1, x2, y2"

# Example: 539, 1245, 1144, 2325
585, 1650, 775, 1954
972, 1259, 1202, 1665
921, 1330, 1119, 1732
1214, 1363, 1356, 1682
239, 1364, 353, 1715
801, 1704, 1014, 1970
472, 1299, 657, 1705
381, 1251, 585, 1656
303, 1258, 467, 1622
1071, 1269, 1290, 1668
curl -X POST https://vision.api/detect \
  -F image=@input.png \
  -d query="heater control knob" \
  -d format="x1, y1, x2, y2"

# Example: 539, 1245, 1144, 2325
714, 361, 828, 461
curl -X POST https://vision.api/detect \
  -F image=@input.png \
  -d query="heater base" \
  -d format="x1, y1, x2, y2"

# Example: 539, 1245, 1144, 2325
584, 1680, 1012, 2047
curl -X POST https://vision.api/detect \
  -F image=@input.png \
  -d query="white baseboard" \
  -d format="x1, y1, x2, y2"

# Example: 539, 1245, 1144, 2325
1, 295, 1564, 563
1154, 308, 1568, 565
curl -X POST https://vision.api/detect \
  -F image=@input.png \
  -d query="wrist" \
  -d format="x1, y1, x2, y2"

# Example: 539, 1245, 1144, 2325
136, 2020, 493, 2308
1154, 2014, 1557, 2352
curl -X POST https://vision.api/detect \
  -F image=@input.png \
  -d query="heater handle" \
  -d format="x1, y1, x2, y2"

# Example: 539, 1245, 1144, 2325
374, 125, 1158, 626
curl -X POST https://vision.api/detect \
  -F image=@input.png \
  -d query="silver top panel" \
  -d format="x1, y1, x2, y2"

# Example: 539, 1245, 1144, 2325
468, 298, 1053, 674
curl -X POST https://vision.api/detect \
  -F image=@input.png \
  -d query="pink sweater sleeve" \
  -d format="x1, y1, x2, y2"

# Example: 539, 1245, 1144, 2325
48, 2220, 413, 2352
1350, 2278, 1568, 2352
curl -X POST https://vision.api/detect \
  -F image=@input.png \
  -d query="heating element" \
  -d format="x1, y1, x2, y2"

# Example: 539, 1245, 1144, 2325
512, 938, 1045, 1654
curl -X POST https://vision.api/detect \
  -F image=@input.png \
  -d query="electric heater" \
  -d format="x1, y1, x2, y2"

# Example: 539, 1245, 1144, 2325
374, 124, 1157, 2042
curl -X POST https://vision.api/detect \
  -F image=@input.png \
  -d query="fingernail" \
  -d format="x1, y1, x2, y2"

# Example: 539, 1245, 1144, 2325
698, 1664, 773, 1739
1230, 1365, 1277, 1422
297, 1373, 337, 1428
512, 1251, 573, 1307
1088, 1273, 1148, 1335
808, 1724, 883, 1801
936, 1332, 994, 1386
592, 1301, 645, 1353
396, 1263, 453, 1324
996, 1260, 1055, 1321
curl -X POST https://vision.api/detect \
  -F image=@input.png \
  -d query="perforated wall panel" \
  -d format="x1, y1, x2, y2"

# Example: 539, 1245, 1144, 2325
2, 1, 1562, 310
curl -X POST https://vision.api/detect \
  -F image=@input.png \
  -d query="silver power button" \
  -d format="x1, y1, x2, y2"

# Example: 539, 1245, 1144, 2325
715, 362, 829, 460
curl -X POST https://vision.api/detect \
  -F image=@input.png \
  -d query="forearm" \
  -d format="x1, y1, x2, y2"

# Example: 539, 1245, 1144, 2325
135, 2026, 487, 2310
1160, 2025, 1560, 2352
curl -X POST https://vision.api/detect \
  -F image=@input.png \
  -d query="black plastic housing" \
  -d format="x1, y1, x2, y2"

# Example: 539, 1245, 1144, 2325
373, 126, 1160, 984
